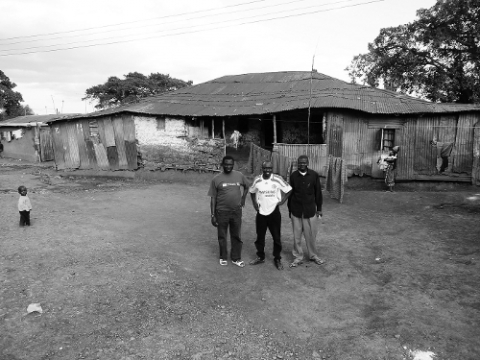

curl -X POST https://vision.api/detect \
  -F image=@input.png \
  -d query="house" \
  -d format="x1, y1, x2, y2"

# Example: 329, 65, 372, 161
48, 71, 480, 185
0, 114, 77, 162
45, 110, 226, 171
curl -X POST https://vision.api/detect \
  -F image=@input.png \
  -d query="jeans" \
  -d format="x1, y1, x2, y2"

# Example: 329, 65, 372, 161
216, 208, 243, 261
255, 206, 282, 260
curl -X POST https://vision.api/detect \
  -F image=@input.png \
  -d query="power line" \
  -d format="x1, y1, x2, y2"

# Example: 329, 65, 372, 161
0, 0, 267, 42
0, 0, 359, 50
0, 0, 325, 45
0, 0, 383, 57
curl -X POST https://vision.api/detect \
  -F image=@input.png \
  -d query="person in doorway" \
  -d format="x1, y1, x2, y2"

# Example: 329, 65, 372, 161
208, 156, 249, 267
0, 140, 4, 158
287, 155, 324, 268
18, 185, 32, 226
249, 161, 292, 270
383, 146, 399, 192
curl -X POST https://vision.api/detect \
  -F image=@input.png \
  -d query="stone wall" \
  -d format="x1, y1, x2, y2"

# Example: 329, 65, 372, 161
134, 115, 225, 171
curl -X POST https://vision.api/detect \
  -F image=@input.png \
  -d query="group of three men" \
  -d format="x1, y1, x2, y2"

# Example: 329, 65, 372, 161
207, 155, 324, 270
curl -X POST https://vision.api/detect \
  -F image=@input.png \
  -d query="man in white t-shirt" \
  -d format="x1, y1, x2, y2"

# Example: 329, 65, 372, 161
249, 161, 292, 270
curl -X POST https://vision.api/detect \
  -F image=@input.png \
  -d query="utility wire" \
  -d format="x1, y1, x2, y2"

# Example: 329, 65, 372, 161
0, 0, 363, 51
0, 0, 333, 45
0, 0, 383, 57
0, 0, 267, 42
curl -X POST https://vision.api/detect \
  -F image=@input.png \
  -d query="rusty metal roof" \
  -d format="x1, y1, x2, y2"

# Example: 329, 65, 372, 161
0, 114, 80, 127
47, 72, 480, 122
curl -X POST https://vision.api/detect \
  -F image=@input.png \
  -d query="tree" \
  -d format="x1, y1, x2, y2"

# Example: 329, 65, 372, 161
83, 72, 193, 110
346, 0, 480, 104
0, 70, 26, 119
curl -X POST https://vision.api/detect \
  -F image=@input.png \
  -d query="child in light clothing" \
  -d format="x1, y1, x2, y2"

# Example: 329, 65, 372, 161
18, 185, 32, 226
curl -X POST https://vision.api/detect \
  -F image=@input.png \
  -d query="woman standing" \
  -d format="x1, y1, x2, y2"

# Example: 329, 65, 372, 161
378, 146, 399, 192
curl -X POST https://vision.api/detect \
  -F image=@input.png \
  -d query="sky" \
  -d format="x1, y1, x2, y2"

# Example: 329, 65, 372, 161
0, 0, 438, 115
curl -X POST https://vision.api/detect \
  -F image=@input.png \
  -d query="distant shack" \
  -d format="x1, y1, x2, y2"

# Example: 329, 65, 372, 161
0, 114, 77, 163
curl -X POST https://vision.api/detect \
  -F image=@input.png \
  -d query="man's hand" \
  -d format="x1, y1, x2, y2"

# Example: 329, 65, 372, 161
211, 215, 218, 227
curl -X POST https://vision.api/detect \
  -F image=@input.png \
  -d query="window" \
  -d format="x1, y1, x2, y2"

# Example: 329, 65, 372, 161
380, 128, 395, 151
156, 117, 165, 131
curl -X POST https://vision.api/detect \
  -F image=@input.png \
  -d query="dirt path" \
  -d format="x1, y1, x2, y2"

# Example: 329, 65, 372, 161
1, 161, 479, 360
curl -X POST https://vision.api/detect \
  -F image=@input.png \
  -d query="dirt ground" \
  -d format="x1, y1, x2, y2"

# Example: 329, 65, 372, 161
1, 159, 480, 360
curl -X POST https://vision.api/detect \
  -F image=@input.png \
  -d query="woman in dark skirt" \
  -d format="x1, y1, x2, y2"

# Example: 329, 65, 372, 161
384, 146, 399, 192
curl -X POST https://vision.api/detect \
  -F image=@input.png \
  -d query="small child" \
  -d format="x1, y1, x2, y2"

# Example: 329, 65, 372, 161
18, 185, 32, 226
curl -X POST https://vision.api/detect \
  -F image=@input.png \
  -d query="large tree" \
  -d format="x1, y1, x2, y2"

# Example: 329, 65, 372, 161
83, 72, 193, 110
346, 0, 480, 104
0, 70, 31, 119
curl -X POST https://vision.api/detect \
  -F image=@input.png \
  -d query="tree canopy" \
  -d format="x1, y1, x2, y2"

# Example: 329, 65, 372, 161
83, 72, 193, 110
346, 0, 480, 104
0, 70, 33, 119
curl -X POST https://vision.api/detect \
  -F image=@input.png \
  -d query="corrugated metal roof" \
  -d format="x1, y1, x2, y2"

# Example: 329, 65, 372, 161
0, 114, 80, 127
47, 72, 480, 123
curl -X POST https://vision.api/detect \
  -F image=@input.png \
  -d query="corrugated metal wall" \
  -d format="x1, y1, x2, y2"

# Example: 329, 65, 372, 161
328, 111, 479, 181
327, 112, 343, 157
452, 113, 476, 173
39, 127, 54, 161
51, 114, 137, 170
275, 143, 328, 175
396, 118, 416, 180
473, 122, 480, 185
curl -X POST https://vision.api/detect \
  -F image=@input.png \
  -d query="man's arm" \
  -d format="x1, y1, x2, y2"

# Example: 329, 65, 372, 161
240, 176, 250, 207
250, 193, 259, 212
315, 174, 323, 217
241, 186, 248, 207
279, 189, 291, 206
210, 197, 218, 227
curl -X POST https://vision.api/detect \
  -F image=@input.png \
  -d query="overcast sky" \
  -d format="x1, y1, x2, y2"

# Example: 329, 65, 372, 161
1, 0, 437, 115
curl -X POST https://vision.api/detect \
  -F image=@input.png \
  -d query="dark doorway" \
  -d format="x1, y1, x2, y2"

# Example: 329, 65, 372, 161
261, 119, 274, 149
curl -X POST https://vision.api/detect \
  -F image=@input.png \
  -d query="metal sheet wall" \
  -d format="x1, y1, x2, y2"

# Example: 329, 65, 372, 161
396, 118, 416, 180
51, 125, 65, 170
342, 113, 371, 176
413, 116, 437, 175
275, 143, 327, 175
39, 127, 55, 161
452, 113, 476, 174
50, 114, 138, 170
327, 112, 343, 157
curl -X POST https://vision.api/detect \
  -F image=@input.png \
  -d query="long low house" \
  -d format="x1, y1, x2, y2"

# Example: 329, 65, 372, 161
0, 114, 77, 162
47, 71, 480, 185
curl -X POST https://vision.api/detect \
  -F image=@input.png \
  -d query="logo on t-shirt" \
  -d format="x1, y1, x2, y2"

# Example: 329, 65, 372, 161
222, 182, 240, 187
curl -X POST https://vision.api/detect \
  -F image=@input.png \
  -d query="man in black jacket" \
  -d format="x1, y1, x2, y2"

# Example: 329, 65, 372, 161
287, 155, 324, 268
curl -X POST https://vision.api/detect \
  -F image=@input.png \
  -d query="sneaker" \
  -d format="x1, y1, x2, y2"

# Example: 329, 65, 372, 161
232, 260, 245, 268
274, 259, 284, 270
249, 257, 265, 265
219, 259, 228, 266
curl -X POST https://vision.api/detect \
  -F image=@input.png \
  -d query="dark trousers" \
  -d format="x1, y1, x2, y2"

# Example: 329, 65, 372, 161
255, 206, 282, 260
216, 208, 243, 261
19, 210, 30, 226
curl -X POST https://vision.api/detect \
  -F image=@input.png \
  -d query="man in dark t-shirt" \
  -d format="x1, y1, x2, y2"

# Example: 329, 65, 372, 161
208, 156, 249, 267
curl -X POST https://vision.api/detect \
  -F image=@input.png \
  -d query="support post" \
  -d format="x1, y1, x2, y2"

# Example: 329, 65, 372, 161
273, 114, 277, 144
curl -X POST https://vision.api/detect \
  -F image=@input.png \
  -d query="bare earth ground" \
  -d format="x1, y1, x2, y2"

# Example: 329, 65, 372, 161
1, 160, 480, 360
